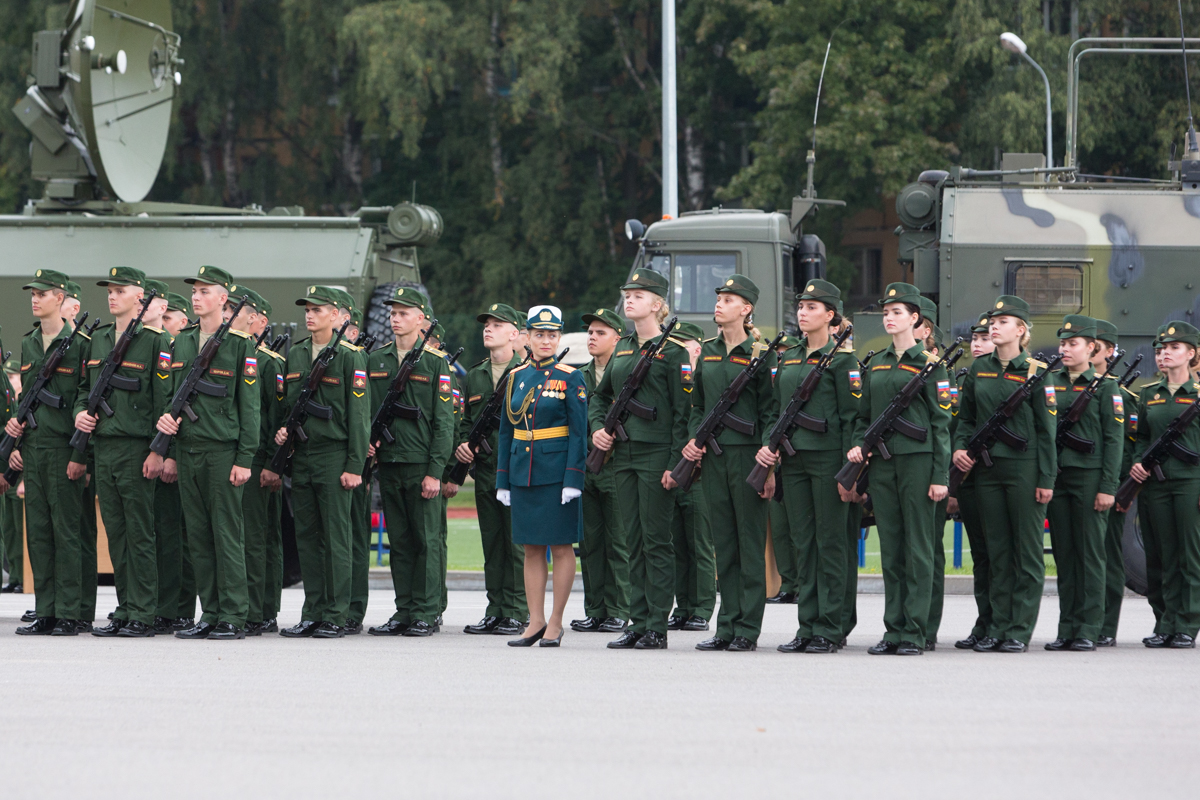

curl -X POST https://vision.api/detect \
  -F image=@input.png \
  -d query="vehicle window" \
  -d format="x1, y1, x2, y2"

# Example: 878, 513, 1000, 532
646, 254, 670, 277
673, 253, 737, 314
1007, 264, 1084, 315
781, 248, 794, 298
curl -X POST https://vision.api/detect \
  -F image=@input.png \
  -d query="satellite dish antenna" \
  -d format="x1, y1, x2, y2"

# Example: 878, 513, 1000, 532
12, 0, 182, 204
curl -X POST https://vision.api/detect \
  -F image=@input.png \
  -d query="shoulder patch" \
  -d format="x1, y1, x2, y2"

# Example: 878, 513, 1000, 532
554, 363, 576, 374
228, 329, 251, 339
338, 339, 358, 351
425, 345, 447, 358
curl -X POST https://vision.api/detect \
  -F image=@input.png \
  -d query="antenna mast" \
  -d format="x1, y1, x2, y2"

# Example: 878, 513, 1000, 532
1181, 0, 1199, 156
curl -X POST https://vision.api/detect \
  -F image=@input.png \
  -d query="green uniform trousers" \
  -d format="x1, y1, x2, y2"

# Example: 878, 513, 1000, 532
263, 488, 283, 621
80, 474, 98, 621
670, 482, 715, 621
1138, 478, 1200, 638
1, 487, 23, 585
770, 498, 799, 596
379, 462, 442, 625
291, 448, 353, 625
438, 494, 449, 615
475, 468, 526, 620
349, 478, 372, 624
613, 442, 675, 636
976, 457, 1048, 644
928, 497, 949, 642
1046, 467, 1107, 641
1101, 507, 1126, 638
843, 502, 862, 638
24, 446, 86, 620
95, 438, 158, 625
782, 450, 849, 641
179, 444, 248, 628
871, 453, 936, 645
581, 476, 631, 620
956, 477, 992, 639
241, 460, 276, 624
703, 444, 767, 642
155, 478, 195, 620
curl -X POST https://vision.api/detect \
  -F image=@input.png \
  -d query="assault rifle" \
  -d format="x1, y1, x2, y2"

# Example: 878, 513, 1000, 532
835, 340, 965, 493
1117, 353, 1143, 390
446, 348, 531, 486
361, 320, 439, 479
2, 315, 98, 481
71, 290, 161, 453
1114, 392, 1200, 509
1057, 348, 1123, 455
269, 320, 353, 473
669, 332, 785, 492
946, 352, 1063, 494
269, 331, 290, 354
585, 316, 678, 474
149, 295, 251, 457
746, 324, 853, 493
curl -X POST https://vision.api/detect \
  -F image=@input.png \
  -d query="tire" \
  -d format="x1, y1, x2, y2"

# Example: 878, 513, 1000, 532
367, 280, 434, 344
1121, 497, 1148, 596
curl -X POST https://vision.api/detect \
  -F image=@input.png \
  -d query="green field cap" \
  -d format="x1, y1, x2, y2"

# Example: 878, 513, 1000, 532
144, 279, 169, 299
970, 313, 990, 334
24, 268, 70, 291
296, 285, 343, 308
166, 293, 192, 315
350, 307, 363, 328
478, 302, 521, 326
1155, 321, 1200, 347
96, 266, 146, 288
989, 295, 1031, 324
582, 308, 626, 336
1057, 314, 1097, 340
716, 274, 760, 306
621, 269, 669, 298
384, 286, 429, 313
917, 295, 938, 326
796, 278, 841, 311
673, 321, 706, 342
1093, 319, 1118, 345
879, 282, 922, 308
64, 281, 82, 300
185, 265, 233, 289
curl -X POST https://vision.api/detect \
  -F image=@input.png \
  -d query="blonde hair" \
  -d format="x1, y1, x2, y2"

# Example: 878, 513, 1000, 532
743, 304, 762, 341
1019, 324, 1031, 351
654, 301, 671, 325
1189, 345, 1200, 370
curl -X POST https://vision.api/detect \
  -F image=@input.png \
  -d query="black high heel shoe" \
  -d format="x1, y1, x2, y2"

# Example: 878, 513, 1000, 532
539, 628, 564, 647
508, 626, 546, 647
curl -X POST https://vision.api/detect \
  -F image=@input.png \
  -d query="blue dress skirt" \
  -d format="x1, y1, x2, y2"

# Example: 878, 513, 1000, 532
511, 484, 582, 546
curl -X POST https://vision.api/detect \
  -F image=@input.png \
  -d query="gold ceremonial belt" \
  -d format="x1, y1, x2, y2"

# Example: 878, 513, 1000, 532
513, 426, 569, 441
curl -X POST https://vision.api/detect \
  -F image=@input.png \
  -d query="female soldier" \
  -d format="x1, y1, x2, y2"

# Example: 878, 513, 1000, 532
1045, 316, 1122, 651
1127, 322, 1200, 648
847, 283, 950, 656
756, 280, 857, 653
681, 275, 778, 652
589, 271, 690, 650
953, 296, 1056, 653
916, 297, 948, 649
497, 306, 588, 647
953, 314, 996, 650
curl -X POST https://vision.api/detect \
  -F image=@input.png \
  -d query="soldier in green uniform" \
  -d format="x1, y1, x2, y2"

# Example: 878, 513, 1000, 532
591, 270, 691, 650
1044, 315, 1123, 651
158, 292, 197, 627
571, 308, 631, 632
274, 286, 367, 638
766, 333, 802, 606
682, 274, 778, 652
953, 296, 1057, 653
340, 303, 374, 635
953, 314, 996, 649
838, 317, 865, 644
915, 296, 950, 648
667, 321, 715, 632
365, 287, 452, 638
1, 354, 23, 594
71, 268, 175, 637
156, 266, 260, 640
847, 283, 950, 655
759, 280, 858, 653
455, 303, 528, 636
11, 269, 91, 636
1127, 322, 1200, 648
225, 286, 284, 635
425, 321, 458, 624
1092, 319, 1134, 646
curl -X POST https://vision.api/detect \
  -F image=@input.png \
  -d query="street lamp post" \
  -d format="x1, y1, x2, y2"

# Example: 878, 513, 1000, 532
1001, 31, 1053, 170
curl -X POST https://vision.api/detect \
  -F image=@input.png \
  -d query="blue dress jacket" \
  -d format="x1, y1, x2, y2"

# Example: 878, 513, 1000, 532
497, 356, 588, 491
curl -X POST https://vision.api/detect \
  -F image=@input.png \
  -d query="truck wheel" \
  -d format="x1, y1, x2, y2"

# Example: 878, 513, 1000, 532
367, 280, 434, 344
1122, 498, 1148, 596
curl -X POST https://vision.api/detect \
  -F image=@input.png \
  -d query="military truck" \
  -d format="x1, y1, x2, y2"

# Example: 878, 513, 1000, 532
3, 0, 443, 342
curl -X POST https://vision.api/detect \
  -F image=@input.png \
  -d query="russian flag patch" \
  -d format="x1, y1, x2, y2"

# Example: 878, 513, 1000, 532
353, 369, 367, 389
244, 356, 257, 377
158, 351, 172, 371
439, 374, 452, 393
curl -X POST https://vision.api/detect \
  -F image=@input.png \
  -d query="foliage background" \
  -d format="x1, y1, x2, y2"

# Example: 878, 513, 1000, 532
1, 1, 1197, 343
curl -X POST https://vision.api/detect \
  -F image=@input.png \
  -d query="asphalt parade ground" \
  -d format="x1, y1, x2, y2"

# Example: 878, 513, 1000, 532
1, 587, 1194, 799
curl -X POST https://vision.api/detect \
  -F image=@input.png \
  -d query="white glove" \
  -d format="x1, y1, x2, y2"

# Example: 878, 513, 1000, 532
561, 487, 582, 505
496, 489, 511, 507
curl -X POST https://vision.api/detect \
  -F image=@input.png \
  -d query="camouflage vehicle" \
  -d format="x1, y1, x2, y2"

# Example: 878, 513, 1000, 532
3, 0, 442, 342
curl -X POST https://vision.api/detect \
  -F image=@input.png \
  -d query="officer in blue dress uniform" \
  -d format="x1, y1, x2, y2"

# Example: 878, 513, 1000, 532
497, 305, 588, 646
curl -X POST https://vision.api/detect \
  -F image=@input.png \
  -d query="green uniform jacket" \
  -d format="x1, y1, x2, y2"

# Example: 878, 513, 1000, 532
853, 342, 951, 484
254, 344, 287, 460
1052, 367, 1124, 493
19, 321, 89, 457
364, 341, 451, 478
458, 352, 523, 477
74, 323, 174, 447
688, 335, 778, 448
282, 337, 369, 474
582, 358, 616, 492
1116, 377, 1139, 477
954, 350, 1058, 490
170, 325, 261, 469
442, 358, 464, 483
774, 340, 859, 454
1134, 376, 1200, 481
590, 333, 692, 463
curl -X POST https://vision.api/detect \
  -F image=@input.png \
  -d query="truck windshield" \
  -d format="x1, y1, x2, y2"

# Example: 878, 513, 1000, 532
673, 253, 737, 313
